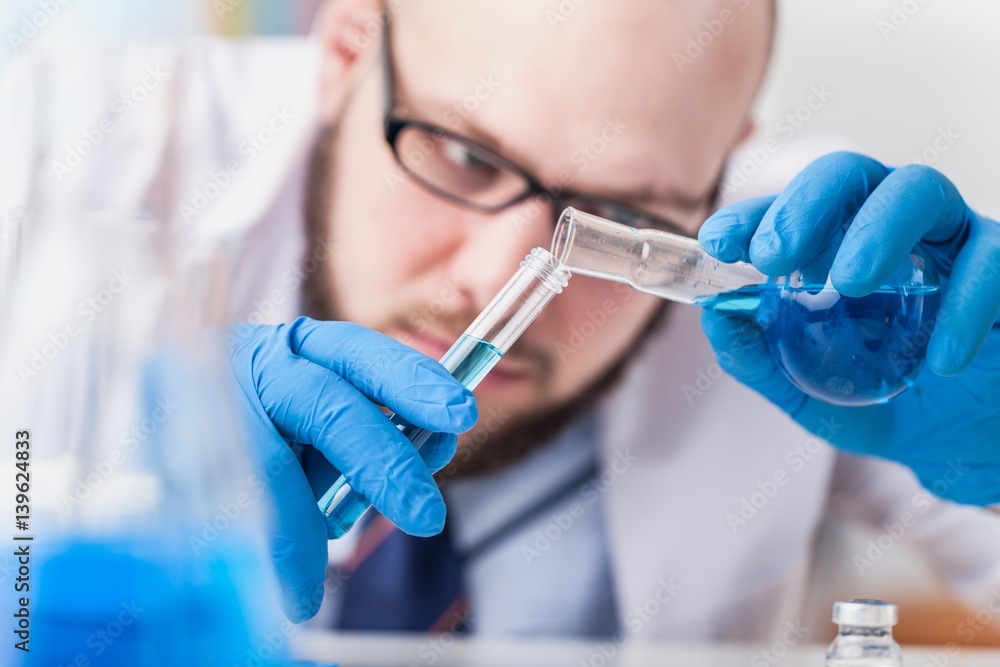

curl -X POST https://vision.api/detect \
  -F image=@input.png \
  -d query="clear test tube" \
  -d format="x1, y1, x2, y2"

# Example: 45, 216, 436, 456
319, 248, 570, 537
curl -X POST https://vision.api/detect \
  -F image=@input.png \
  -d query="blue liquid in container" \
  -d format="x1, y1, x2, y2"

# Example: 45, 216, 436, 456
321, 335, 503, 537
20, 536, 286, 667
697, 283, 940, 406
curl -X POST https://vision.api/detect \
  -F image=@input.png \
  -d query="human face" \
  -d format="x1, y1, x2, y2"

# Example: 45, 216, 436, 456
310, 0, 771, 464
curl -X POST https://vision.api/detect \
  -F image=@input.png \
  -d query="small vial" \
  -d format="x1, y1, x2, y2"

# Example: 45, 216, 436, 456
319, 247, 571, 537
825, 600, 903, 667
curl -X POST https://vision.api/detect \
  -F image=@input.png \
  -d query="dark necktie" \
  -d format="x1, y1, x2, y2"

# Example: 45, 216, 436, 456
335, 512, 469, 633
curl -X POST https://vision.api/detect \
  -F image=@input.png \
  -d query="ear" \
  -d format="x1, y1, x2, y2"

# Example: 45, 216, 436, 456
314, 0, 385, 122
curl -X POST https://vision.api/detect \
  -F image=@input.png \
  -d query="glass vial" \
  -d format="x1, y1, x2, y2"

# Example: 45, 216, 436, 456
825, 600, 903, 667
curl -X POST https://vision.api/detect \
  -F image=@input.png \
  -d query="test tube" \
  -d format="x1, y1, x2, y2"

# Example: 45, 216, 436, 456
551, 207, 768, 304
319, 247, 570, 537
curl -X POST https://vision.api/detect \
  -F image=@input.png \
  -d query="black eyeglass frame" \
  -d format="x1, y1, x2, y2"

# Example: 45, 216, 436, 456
379, 20, 705, 237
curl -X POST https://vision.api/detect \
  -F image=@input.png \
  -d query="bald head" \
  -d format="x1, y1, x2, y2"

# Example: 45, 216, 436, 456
381, 0, 773, 219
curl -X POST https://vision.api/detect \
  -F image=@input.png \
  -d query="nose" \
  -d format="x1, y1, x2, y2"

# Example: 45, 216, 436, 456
448, 197, 557, 311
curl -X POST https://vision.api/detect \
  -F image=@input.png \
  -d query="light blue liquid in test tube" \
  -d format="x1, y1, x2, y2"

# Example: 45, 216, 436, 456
320, 249, 570, 538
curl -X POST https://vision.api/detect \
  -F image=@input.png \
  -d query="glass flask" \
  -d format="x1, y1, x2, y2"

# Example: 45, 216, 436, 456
552, 207, 940, 407
825, 599, 903, 667
0, 213, 290, 667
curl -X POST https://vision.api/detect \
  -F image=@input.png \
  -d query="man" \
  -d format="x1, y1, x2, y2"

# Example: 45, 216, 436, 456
3, 0, 999, 642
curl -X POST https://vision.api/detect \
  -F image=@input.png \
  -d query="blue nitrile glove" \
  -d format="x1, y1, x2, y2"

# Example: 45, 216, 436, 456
227, 317, 478, 622
699, 151, 1000, 505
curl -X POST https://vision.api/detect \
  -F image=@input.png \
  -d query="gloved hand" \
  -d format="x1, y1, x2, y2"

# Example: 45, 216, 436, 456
227, 317, 478, 622
699, 151, 1000, 506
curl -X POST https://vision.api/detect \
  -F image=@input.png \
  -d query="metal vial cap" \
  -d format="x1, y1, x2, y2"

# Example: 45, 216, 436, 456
832, 600, 898, 627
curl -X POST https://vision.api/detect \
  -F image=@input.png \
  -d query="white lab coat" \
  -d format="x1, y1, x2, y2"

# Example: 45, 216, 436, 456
3, 39, 999, 642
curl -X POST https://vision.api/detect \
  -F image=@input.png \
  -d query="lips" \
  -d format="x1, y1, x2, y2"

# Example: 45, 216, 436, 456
402, 328, 452, 362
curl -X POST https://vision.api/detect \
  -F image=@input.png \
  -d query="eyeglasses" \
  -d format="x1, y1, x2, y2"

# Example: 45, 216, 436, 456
380, 22, 701, 236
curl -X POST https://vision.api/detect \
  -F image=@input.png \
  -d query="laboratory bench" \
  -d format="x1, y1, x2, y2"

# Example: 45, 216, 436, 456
294, 631, 1000, 667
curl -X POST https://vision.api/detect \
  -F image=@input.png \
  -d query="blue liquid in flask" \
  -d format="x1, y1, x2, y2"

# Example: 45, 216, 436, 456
24, 536, 285, 667
697, 283, 941, 406
320, 334, 503, 537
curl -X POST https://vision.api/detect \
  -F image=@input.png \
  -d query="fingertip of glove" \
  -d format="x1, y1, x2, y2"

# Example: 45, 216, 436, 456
281, 578, 326, 623
830, 261, 882, 299
700, 309, 745, 346
448, 393, 479, 432
401, 494, 447, 537
828, 277, 870, 300
748, 232, 786, 275
927, 335, 968, 378
701, 234, 744, 264
423, 433, 459, 474
699, 217, 745, 264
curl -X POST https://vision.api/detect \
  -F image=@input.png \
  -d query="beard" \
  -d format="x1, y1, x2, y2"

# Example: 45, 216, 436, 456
301, 124, 669, 478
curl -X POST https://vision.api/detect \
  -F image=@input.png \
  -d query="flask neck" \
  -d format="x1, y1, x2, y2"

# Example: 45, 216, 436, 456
552, 207, 766, 304
551, 207, 645, 284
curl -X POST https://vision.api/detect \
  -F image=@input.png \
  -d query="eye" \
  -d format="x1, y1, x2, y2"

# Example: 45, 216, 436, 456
441, 139, 501, 175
